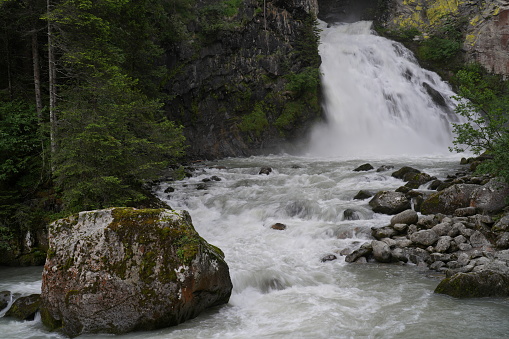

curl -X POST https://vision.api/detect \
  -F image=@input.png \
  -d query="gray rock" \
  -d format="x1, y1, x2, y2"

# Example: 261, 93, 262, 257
496, 232, 509, 249
391, 248, 409, 263
376, 165, 394, 172
458, 243, 473, 251
40, 208, 232, 337
435, 270, 509, 298
430, 261, 445, 270
454, 234, 467, 244
343, 209, 361, 220
435, 236, 452, 253
431, 222, 452, 236
390, 209, 418, 226
371, 226, 396, 240
353, 190, 373, 200
409, 229, 439, 246
393, 223, 408, 233
407, 248, 431, 265
457, 253, 471, 267
470, 178, 509, 214
470, 230, 490, 248
369, 191, 411, 215
259, 167, 272, 175
493, 215, 509, 232
372, 240, 392, 263
345, 243, 373, 263
395, 238, 413, 248
454, 207, 477, 217
391, 166, 421, 179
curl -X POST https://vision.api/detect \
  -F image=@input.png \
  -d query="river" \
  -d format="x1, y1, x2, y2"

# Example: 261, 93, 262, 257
1, 21, 509, 339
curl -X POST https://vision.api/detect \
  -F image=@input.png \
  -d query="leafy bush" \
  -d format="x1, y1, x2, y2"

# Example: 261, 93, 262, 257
420, 37, 461, 61
450, 64, 509, 183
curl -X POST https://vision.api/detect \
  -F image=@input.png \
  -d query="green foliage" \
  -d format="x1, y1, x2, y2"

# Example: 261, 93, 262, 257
238, 102, 269, 136
285, 67, 320, 97
419, 37, 461, 61
295, 16, 321, 67
450, 64, 509, 183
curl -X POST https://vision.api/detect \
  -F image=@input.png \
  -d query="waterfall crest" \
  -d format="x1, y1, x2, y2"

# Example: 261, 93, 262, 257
308, 21, 460, 157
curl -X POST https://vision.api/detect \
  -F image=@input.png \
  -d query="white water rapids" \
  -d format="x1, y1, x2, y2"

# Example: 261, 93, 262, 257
1, 21, 509, 339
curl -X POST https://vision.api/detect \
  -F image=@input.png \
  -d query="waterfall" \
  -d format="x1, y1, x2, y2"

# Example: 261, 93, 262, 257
308, 21, 461, 157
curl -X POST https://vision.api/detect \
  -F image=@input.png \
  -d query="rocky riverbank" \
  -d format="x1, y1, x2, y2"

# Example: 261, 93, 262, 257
344, 156, 509, 298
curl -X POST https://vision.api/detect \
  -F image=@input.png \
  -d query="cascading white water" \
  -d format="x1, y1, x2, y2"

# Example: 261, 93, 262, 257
308, 21, 461, 157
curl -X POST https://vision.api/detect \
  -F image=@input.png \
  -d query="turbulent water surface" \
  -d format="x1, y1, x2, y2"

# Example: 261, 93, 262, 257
1, 21, 509, 339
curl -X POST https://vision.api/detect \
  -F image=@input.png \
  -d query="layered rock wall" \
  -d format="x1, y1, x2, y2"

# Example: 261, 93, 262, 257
166, 0, 322, 159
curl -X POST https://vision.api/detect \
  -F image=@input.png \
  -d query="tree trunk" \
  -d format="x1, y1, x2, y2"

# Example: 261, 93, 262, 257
32, 31, 43, 119
47, 0, 57, 157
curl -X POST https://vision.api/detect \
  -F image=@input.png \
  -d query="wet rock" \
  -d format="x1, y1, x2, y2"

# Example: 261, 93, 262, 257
259, 167, 272, 175
407, 248, 431, 265
376, 165, 394, 172
391, 166, 421, 180
393, 223, 408, 233
428, 179, 442, 190
431, 222, 452, 237
4, 294, 40, 320
271, 223, 287, 230
40, 208, 232, 337
420, 184, 481, 215
470, 178, 509, 214
372, 240, 392, 263
343, 209, 361, 220
403, 172, 433, 188
0, 291, 11, 312
164, 186, 175, 194
211, 175, 221, 181
435, 270, 509, 298
345, 243, 372, 263
390, 209, 418, 226
196, 183, 207, 190
391, 248, 408, 263
409, 229, 439, 247
353, 163, 374, 172
369, 191, 411, 215
321, 254, 337, 262
353, 190, 373, 200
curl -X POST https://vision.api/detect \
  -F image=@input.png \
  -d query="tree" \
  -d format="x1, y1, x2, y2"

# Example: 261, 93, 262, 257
450, 64, 509, 183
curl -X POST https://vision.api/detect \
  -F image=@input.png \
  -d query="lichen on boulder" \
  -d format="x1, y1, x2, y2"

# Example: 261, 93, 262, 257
40, 207, 232, 338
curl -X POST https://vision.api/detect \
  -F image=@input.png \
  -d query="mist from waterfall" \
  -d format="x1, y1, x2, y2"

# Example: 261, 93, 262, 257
307, 21, 461, 157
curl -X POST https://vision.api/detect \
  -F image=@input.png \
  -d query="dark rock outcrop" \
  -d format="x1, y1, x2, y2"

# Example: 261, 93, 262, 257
353, 163, 374, 172
420, 184, 480, 215
166, 0, 321, 159
40, 208, 232, 337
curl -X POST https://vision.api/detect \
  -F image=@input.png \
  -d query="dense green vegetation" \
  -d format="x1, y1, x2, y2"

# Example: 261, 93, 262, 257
0, 0, 187, 258
450, 64, 509, 184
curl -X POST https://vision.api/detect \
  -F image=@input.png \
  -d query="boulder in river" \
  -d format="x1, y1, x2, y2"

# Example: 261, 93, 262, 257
40, 208, 232, 338
369, 191, 411, 215
353, 190, 373, 200
435, 270, 509, 298
470, 178, 509, 214
353, 163, 374, 172
420, 184, 481, 215
391, 166, 420, 180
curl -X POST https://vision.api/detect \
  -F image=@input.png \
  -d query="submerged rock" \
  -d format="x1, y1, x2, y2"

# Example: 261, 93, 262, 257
4, 294, 40, 321
353, 163, 374, 172
271, 223, 287, 230
0, 291, 11, 311
353, 190, 373, 200
40, 208, 232, 338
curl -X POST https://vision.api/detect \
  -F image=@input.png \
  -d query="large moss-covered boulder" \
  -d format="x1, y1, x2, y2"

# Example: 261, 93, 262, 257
420, 184, 480, 215
435, 270, 509, 298
40, 208, 232, 338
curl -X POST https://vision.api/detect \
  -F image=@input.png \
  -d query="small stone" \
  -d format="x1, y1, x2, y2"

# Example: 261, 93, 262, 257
372, 240, 392, 263
470, 231, 490, 248
393, 223, 408, 233
435, 236, 452, 253
458, 243, 473, 251
259, 167, 272, 175
409, 229, 439, 246
343, 209, 361, 220
211, 176, 221, 181
271, 223, 287, 230
390, 209, 418, 226
321, 254, 337, 262
454, 207, 477, 217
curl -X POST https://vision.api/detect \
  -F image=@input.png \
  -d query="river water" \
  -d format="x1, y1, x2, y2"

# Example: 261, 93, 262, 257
1, 21, 509, 338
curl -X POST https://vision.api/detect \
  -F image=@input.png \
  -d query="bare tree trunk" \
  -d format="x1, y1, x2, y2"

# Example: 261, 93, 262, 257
32, 31, 43, 119
47, 0, 57, 157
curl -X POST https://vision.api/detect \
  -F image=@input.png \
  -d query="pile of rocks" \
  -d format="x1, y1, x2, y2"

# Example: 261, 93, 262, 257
345, 160, 509, 298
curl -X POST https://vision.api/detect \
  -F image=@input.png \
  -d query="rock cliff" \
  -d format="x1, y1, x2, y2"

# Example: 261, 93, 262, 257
383, 0, 509, 77
40, 208, 232, 337
165, 0, 322, 159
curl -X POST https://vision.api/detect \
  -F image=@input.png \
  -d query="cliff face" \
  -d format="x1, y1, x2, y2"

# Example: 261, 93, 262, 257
383, 0, 509, 77
165, 0, 322, 159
